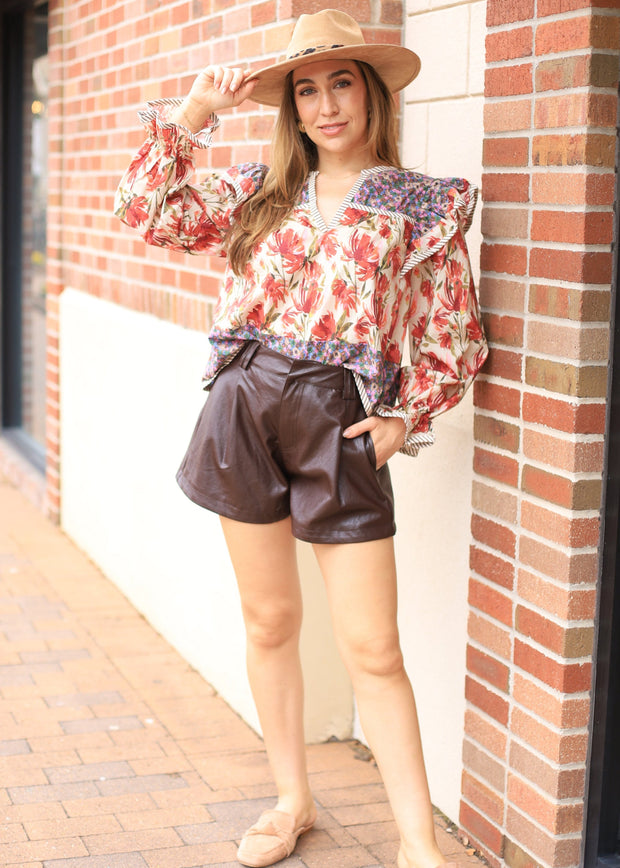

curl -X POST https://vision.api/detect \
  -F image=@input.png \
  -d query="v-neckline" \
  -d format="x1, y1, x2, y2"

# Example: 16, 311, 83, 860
308, 169, 372, 231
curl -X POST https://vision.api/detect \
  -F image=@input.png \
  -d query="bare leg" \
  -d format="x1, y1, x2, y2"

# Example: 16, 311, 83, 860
313, 537, 444, 868
220, 516, 316, 827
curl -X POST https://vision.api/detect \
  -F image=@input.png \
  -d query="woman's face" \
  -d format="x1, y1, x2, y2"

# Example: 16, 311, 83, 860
292, 59, 370, 164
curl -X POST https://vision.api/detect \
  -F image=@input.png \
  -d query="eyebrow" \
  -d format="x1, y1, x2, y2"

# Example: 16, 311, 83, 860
293, 69, 356, 87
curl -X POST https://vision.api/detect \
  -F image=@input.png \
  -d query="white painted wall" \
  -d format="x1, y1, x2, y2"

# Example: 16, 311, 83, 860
357, 0, 485, 825
59, 288, 353, 742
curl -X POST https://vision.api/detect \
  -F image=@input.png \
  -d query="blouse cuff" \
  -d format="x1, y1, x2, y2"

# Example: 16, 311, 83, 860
375, 406, 436, 457
137, 98, 220, 149
376, 405, 412, 439
400, 425, 436, 457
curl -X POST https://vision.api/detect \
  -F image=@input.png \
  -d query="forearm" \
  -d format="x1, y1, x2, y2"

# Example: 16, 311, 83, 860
169, 96, 215, 133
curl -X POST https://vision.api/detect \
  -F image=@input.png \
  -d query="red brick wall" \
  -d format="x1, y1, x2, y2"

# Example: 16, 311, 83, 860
44, 0, 402, 521
465, 0, 619, 865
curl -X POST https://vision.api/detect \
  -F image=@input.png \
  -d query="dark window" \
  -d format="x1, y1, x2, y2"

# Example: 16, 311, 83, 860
1, 1, 48, 469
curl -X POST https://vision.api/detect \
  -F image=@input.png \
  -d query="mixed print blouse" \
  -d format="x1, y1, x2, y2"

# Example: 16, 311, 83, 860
114, 99, 488, 456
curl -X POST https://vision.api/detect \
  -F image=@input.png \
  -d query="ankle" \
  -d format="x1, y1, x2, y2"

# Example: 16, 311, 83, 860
397, 843, 446, 868
274, 791, 316, 826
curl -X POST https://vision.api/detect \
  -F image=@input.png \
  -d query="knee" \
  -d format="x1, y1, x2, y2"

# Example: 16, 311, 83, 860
342, 632, 405, 681
243, 603, 302, 650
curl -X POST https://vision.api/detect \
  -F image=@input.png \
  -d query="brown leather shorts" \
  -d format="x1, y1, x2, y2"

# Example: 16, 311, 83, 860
176, 341, 395, 544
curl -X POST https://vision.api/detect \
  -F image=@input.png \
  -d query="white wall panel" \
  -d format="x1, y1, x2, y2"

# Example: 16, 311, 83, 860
59, 289, 352, 742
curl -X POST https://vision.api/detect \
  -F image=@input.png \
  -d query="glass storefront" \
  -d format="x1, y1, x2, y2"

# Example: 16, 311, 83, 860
1, 1, 48, 467
24, 5, 48, 449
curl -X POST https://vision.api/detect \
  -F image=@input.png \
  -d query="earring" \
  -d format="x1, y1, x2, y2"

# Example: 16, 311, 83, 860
298, 121, 306, 133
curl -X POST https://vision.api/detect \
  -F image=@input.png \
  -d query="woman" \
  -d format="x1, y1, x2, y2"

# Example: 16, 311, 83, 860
115, 9, 488, 868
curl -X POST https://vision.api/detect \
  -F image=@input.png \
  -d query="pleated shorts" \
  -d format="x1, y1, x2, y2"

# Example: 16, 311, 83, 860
176, 341, 395, 544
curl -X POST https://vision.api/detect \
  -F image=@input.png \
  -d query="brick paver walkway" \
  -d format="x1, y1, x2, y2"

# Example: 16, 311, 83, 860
0, 475, 484, 868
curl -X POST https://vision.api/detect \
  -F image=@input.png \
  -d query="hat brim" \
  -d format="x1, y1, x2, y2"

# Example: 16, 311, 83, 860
247, 44, 421, 106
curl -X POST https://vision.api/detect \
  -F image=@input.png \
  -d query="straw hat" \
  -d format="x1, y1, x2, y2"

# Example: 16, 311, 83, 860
247, 9, 421, 106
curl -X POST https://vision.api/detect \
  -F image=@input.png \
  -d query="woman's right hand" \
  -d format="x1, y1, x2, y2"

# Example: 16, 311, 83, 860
171, 65, 257, 132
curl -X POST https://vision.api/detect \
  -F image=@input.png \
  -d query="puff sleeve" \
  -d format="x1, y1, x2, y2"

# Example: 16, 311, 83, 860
113, 99, 267, 256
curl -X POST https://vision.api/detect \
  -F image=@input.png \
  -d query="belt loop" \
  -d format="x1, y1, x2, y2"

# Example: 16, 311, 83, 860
239, 340, 260, 370
344, 368, 357, 400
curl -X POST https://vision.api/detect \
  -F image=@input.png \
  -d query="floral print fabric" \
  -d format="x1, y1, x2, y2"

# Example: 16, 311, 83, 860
114, 99, 488, 456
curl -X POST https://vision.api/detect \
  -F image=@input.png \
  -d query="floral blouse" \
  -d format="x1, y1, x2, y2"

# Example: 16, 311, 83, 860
114, 99, 488, 456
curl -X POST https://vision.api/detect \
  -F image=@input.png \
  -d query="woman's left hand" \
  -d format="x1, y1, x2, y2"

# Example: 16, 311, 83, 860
343, 415, 406, 469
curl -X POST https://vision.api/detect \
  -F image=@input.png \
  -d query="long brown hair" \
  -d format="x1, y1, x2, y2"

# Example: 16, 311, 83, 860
227, 61, 403, 276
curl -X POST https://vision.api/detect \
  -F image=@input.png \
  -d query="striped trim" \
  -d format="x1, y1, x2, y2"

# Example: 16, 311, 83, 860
308, 169, 376, 231
375, 405, 413, 440
400, 427, 435, 458
353, 371, 374, 415
352, 372, 434, 458
401, 185, 478, 276
353, 166, 478, 276
138, 99, 220, 149
458, 183, 478, 234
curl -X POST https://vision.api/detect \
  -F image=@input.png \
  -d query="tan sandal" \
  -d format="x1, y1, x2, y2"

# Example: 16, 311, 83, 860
237, 809, 315, 867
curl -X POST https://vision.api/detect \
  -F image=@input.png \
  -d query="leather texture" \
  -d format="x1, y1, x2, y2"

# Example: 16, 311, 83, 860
177, 341, 395, 544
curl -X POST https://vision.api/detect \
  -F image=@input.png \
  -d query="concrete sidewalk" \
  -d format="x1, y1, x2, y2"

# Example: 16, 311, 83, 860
0, 475, 483, 868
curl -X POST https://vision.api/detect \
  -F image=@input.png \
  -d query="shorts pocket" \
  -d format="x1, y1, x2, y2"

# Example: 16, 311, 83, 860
363, 431, 378, 470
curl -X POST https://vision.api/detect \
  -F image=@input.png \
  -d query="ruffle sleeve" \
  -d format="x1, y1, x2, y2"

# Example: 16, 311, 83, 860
369, 173, 486, 456
113, 99, 268, 256
400, 175, 477, 275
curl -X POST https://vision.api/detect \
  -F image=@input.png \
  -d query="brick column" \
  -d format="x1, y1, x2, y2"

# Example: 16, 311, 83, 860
463, 0, 619, 866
